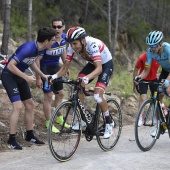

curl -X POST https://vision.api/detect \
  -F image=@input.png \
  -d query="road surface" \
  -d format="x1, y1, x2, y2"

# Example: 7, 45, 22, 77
0, 125, 170, 170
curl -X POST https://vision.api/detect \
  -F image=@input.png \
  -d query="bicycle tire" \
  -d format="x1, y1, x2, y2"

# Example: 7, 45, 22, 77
48, 101, 81, 162
135, 98, 160, 151
96, 99, 122, 151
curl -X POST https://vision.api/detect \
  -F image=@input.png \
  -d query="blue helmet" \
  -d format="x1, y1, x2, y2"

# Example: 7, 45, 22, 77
146, 31, 163, 46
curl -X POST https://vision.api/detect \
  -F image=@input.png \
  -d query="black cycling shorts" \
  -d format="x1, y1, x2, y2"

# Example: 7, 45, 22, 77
139, 78, 158, 95
78, 60, 113, 90
40, 65, 63, 94
1, 69, 31, 103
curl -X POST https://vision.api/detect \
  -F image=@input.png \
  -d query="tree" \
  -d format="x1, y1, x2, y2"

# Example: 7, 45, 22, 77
27, 0, 32, 41
112, 0, 119, 57
108, 0, 112, 51
1, 0, 11, 55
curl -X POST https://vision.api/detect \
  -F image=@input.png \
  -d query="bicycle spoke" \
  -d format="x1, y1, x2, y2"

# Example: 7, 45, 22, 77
48, 101, 81, 162
96, 99, 122, 151
135, 99, 159, 151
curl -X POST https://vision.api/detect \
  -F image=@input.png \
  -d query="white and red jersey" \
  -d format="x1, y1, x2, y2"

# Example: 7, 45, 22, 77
66, 36, 112, 64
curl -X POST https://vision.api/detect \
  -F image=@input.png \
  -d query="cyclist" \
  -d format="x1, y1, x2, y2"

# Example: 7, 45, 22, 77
49, 26, 114, 139
36, 18, 69, 133
134, 30, 170, 136
133, 52, 159, 126
1, 27, 56, 150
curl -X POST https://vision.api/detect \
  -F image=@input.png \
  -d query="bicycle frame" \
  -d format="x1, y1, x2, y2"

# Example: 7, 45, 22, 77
70, 81, 99, 135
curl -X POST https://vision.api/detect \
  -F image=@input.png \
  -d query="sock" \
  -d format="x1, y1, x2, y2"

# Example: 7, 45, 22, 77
8, 134, 16, 142
26, 130, 34, 139
25, 130, 45, 144
103, 110, 112, 123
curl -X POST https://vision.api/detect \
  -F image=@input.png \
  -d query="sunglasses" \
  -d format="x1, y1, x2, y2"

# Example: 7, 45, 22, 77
149, 44, 159, 48
52, 25, 63, 29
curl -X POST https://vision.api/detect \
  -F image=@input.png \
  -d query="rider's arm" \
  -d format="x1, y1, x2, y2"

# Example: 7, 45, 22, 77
86, 61, 102, 80
139, 67, 150, 79
7, 59, 28, 80
53, 59, 70, 79
138, 51, 151, 79
133, 67, 139, 79
30, 62, 46, 79
35, 56, 42, 80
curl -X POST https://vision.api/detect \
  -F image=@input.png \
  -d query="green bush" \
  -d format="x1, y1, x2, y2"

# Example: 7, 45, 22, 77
10, 9, 27, 41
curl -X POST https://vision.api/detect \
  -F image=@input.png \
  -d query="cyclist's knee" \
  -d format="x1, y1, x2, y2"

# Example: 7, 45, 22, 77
24, 99, 35, 111
13, 102, 23, 112
94, 93, 102, 103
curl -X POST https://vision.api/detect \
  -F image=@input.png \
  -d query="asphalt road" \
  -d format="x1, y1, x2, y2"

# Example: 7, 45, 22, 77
0, 125, 170, 170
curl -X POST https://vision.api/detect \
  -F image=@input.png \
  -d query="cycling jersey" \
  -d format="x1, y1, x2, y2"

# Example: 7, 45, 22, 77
135, 52, 159, 80
4, 41, 45, 72
145, 42, 170, 72
40, 33, 67, 66
66, 36, 112, 64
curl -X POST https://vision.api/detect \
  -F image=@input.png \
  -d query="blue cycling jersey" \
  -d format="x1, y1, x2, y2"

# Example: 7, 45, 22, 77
40, 33, 67, 66
4, 41, 45, 72
146, 42, 170, 72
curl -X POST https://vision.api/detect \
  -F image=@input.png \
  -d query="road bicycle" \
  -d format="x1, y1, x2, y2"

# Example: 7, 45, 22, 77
48, 78, 122, 162
134, 80, 170, 151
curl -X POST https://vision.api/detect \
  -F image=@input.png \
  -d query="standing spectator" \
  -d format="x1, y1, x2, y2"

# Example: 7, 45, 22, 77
133, 52, 159, 126
1, 27, 56, 150
36, 18, 69, 133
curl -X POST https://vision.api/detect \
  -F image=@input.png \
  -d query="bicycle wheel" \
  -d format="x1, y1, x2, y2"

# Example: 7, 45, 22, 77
135, 98, 160, 151
48, 101, 81, 162
96, 99, 122, 151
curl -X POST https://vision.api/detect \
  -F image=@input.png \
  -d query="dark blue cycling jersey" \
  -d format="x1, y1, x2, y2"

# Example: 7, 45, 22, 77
40, 33, 67, 66
4, 41, 45, 72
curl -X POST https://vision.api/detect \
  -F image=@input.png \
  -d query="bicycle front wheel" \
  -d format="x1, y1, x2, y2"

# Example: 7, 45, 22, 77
96, 99, 122, 151
135, 98, 159, 151
48, 101, 81, 162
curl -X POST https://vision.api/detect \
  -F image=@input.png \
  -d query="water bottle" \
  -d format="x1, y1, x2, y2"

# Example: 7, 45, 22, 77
158, 85, 163, 93
44, 81, 50, 90
161, 103, 168, 116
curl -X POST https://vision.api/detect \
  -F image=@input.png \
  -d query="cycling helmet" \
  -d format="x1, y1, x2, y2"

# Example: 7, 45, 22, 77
146, 31, 163, 46
66, 26, 86, 42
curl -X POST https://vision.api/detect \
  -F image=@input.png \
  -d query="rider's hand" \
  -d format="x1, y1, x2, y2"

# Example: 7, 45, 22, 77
36, 78, 43, 89
82, 76, 89, 85
133, 76, 142, 85
162, 79, 169, 88
25, 75, 36, 84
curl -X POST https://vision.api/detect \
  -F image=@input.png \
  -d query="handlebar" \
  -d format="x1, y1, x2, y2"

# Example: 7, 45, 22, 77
51, 77, 91, 96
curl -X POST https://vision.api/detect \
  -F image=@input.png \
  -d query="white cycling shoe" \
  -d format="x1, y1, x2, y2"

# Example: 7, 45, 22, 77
104, 122, 114, 139
72, 120, 87, 130
150, 128, 157, 137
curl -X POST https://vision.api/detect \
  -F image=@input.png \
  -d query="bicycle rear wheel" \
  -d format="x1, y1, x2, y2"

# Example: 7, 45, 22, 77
135, 98, 159, 151
96, 99, 122, 151
48, 101, 81, 162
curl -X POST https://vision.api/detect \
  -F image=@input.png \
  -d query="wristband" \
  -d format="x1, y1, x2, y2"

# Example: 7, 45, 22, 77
82, 76, 89, 85
52, 74, 58, 79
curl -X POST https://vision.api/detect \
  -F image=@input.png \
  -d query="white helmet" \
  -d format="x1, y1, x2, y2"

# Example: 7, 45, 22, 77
146, 31, 163, 46
66, 26, 86, 42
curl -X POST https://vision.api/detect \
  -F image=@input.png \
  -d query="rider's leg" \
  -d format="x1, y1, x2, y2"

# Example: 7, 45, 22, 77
43, 92, 53, 121
23, 98, 45, 144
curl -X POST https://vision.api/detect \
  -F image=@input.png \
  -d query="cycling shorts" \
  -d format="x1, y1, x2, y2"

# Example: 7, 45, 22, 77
139, 78, 158, 95
78, 60, 113, 90
40, 65, 63, 93
1, 70, 31, 103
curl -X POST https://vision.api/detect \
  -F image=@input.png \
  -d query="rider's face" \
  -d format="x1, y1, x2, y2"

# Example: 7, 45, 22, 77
150, 43, 162, 53
70, 40, 83, 53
